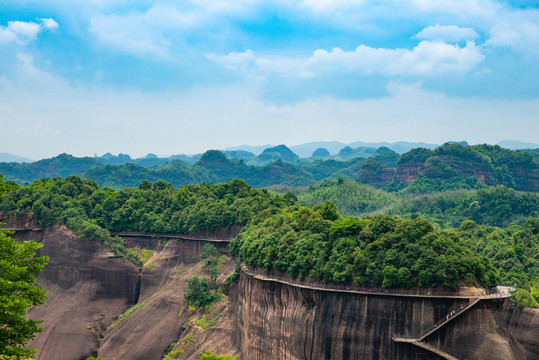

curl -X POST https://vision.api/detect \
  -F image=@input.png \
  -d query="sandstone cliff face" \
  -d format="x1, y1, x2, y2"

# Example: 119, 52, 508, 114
503, 302, 539, 360
395, 161, 424, 182
358, 167, 396, 185
7, 221, 536, 360
233, 273, 528, 360
97, 238, 236, 360
11, 225, 141, 360
8, 221, 237, 360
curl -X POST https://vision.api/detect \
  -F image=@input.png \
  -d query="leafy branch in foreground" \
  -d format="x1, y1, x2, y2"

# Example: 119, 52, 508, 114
0, 228, 48, 357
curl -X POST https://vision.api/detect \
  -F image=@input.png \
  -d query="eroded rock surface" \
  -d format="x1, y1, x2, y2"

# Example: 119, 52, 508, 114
16, 225, 140, 360
503, 302, 539, 359
233, 272, 528, 360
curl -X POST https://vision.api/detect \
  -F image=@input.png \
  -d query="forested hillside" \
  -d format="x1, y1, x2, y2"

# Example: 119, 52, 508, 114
0, 176, 291, 267
290, 179, 539, 228
1, 174, 538, 307
359, 144, 539, 193
231, 203, 499, 289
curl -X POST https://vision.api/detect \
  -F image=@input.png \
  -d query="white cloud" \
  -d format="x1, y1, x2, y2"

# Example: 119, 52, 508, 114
207, 50, 303, 78
387, 40, 484, 75
486, 20, 539, 57
0, 18, 58, 45
301, 0, 367, 12
415, 24, 479, 43
305, 41, 484, 76
210, 40, 485, 78
40, 18, 59, 30
89, 3, 226, 58
90, 13, 171, 58
412, 0, 500, 17
207, 50, 256, 72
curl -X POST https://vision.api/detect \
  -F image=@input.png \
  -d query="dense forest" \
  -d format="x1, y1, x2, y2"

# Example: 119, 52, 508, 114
1, 142, 539, 307
293, 179, 539, 228
358, 143, 539, 193
229, 201, 539, 306
0, 176, 291, 267
0, 176, 291, 235
230, 203, 499, 289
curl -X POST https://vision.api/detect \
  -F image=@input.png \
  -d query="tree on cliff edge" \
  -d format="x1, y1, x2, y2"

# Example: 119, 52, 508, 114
0, 227, 48, 357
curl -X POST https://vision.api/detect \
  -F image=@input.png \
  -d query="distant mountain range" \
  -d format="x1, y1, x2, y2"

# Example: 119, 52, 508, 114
2, 140, 537, 164
226, 141, 441, 157
1, 143, 538, 193
0, 153, 34, 163
497, 140, 539, 150
227, 140, 539, 157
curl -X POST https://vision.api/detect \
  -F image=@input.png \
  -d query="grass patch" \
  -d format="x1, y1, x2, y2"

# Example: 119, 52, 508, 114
108, 296, 156, 331
195, 312, 223, 332
179, 332, 197, 348
140, 249, 154, 263
182, 315, 195, 330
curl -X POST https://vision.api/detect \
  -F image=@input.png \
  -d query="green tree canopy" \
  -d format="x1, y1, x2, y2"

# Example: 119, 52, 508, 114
0, 228, 48, 357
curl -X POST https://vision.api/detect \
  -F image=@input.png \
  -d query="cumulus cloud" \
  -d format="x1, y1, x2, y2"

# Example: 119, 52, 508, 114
486, 20, 539, 57
415, 24, 479, 43
209, 40, 485, 78
40, 18, 59, 30
306, 41, 484, 76
0, 18, 58, 45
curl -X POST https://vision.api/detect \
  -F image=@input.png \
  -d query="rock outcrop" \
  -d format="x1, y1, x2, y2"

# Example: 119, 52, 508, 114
12, 225, 141, 360
503, 302, 539, 359
5, 220, 536, 360
97, 237, 236, 360
233, 271, 528, 360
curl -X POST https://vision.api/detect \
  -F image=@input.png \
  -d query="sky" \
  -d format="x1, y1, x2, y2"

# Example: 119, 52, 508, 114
1, 0, 538, 159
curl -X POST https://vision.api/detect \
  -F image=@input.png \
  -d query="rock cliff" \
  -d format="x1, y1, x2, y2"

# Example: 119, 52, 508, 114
503, 302, 539, 359
16, 225, 140, 360
6, 222, 538, 360
232, 271, 529, 360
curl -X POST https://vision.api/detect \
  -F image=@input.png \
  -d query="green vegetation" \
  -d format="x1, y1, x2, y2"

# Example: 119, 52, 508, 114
225, 264, 241, 284
184, 245, 226, 308
0, 176, 284, 234
108, 295, 157, 331
287, 179, 539, 229
2, 146, 539, 309
381, 144, 539, 194
162, 348, 185, 360
231, 203, 497, 289
195, 312, 224, 332
0, 228, 48, 357
386, 186, 539, 228
297, 178, 395, 216
458, 219, 539, 294
0, 175, 18, 196
0, 176, 289, 267
2, 144, 538, 193
196, 351, 237, 360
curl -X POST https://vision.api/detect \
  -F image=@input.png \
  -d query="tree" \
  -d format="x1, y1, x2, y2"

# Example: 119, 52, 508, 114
183, 277, 220, 308
0, 228, 48, 357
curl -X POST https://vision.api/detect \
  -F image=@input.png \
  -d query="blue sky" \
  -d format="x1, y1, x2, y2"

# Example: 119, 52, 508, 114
1, 0, 538, 159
